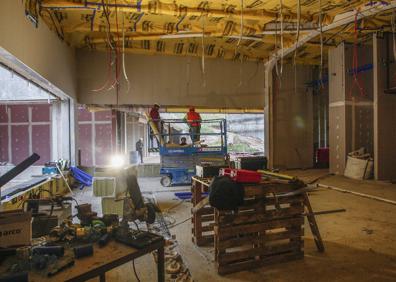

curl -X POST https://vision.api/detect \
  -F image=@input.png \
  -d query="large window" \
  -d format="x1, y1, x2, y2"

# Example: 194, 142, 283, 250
0, 62, 71, 184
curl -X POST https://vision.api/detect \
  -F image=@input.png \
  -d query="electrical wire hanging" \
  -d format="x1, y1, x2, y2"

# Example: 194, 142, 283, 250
274, 13, 281, 86
102, 0, 115, 50
348, 10, 365, 98
201, 16, 206, 88
236, 0, 244, 49
91, 0, 117, 92
122, 14, 131, 93
392, 10, 396, 65
294, 0, 301, 66
294, 0, 301, 95
319, 0, 324, 89
91, 46, 113, 92
279, 0, 284, 76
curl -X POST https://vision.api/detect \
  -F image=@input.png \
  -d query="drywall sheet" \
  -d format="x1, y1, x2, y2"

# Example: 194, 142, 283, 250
77, 50, 265, 108
373, 34, 396, 180
272, 65, 314, 169
328, 42, 374, 174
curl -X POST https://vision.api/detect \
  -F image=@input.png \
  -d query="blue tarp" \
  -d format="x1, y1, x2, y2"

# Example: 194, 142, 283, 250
70, 166, 93, 188
174, 192, 209, 200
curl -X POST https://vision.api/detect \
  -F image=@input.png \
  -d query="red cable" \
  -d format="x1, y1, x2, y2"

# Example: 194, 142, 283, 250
348, 11, 365, 98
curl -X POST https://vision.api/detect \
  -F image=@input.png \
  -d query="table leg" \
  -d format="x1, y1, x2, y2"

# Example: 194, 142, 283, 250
100, 273, 106, 282
157, 246, 165, 282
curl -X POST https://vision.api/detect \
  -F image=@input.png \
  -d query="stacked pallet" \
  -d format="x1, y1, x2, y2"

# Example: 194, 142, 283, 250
191, 177, 214, 246
213, 181, 306, 275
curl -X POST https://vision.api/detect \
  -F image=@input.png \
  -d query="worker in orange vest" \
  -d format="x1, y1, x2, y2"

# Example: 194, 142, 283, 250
184, 107, 202, 143
149, 103, 162, 147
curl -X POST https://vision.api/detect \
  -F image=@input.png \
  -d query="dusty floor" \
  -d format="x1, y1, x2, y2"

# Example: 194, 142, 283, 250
76, 169, 396, 282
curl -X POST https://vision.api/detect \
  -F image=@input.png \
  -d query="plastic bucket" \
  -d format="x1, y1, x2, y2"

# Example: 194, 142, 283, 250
130, 151, 140, 164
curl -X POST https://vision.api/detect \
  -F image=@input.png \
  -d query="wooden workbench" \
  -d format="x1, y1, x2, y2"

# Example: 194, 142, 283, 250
1, 240, 165, 282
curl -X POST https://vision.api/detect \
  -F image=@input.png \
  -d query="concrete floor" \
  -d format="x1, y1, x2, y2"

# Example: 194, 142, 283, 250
78, 169, 396, 282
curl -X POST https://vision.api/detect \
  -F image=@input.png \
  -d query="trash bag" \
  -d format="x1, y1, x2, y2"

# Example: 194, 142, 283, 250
209, 176, 244, 210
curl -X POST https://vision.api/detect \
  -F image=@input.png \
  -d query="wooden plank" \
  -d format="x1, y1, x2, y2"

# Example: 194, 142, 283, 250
304, 193, 325, 252
217, 228, 303, 251
196, 235, 214, 246
243, 182, 304, 197
217, 240, 303, 264
195, 207, 214, 215
218, 205, 304, 226
201, 224, 215, 232
215, 217, 304, 239
217, 251, 304, 275
191, 176, 211, 188
201, 214, 215, 222
240, 194, 304, 207
192, 197, 209, 214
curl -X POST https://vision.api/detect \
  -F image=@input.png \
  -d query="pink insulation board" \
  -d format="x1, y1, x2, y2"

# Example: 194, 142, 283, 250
78, 107, 92, 121
0, 105, 8, 122
78, 124, 93, 166
94, 110, 112, 121
95, 124, 112, 166
10, 105, 28, 123
32, 125, 51, 165
11, 125, 29, 164
0, 125, 8, 162
32, 104, 51, 122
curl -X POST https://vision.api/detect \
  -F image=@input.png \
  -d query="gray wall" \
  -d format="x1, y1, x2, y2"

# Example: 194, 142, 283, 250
76, 50, 265, 108
0, 0, 77, 99
373, 34, 396, 180
272, 65, 314, 169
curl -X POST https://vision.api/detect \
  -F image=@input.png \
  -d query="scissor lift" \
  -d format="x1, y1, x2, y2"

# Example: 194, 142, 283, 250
147, 116, 227, 186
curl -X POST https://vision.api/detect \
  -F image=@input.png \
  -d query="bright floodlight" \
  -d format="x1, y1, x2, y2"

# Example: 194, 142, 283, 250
110, 154, 125, 167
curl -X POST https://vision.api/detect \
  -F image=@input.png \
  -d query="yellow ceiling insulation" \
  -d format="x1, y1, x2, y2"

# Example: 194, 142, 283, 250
25, 0, 396, 64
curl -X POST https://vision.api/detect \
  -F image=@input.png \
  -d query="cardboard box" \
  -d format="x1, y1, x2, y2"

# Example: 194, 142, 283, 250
0, 210, 32, 248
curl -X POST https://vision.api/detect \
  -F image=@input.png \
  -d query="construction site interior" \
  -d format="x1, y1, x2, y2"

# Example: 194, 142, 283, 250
0, 0, 396, 281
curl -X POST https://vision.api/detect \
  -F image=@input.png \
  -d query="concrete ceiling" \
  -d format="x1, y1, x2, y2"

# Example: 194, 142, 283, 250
25, 0, 396, 64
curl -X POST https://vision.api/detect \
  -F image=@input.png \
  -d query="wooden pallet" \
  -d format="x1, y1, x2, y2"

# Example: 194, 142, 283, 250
214, 181, 306, 275
191, 177, 214, 246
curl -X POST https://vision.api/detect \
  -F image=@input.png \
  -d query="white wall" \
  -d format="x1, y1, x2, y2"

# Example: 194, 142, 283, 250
77, 50, 265, 108
0, 0, 77, 99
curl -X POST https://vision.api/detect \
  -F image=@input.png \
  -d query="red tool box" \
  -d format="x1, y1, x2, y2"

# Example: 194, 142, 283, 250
219, 168, 262, 183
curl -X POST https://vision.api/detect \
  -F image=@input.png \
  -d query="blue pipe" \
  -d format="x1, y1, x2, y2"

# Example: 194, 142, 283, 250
347, 63, 373, 75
